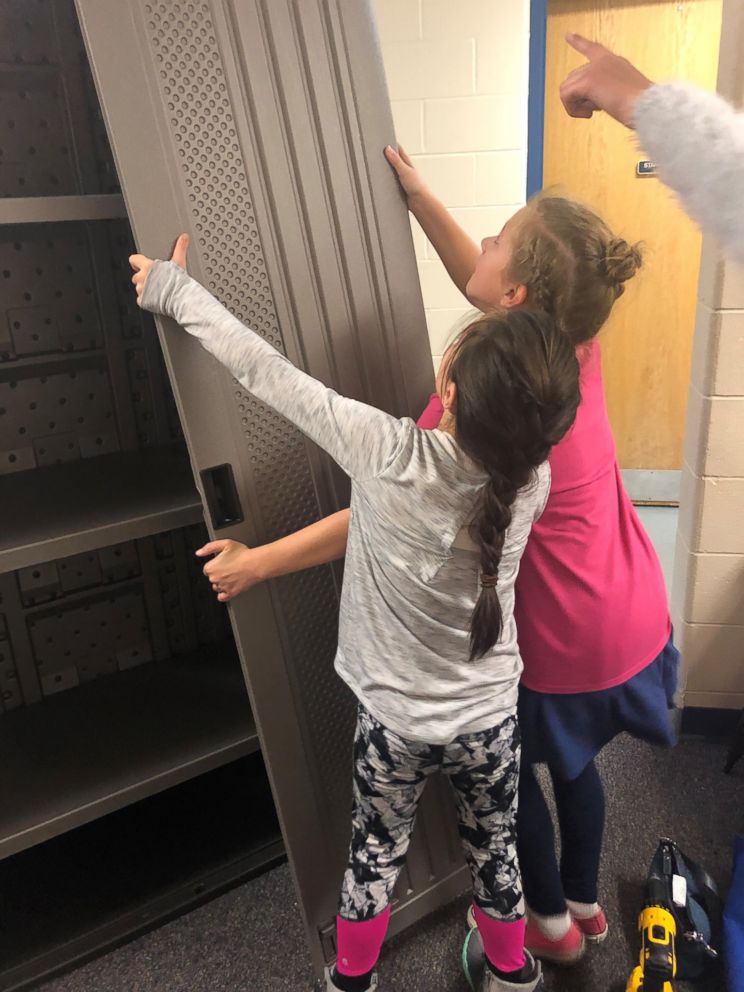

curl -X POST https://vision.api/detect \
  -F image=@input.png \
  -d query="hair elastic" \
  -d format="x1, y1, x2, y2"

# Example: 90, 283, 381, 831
480, 574, 498, 589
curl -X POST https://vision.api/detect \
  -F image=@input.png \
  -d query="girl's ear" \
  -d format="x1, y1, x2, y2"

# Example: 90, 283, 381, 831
442, 380, 457, 413
501, 283, 528, 309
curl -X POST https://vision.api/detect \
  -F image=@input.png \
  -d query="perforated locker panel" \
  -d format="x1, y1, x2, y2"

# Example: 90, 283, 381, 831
0, 587, 22, 714
5, 523, 231, 706
0, 0, 119, 198
76, 0, 469, 976
0, 220, 183, 475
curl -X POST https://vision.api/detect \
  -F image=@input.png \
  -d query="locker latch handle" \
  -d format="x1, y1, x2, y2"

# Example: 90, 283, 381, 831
200, 464, 244, 529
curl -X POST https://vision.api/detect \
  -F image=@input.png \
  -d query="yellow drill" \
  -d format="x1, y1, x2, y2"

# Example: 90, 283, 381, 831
626, 877, 677, 992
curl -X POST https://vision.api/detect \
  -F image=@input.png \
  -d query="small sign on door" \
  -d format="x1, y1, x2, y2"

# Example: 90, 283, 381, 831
636, 160, 658, 177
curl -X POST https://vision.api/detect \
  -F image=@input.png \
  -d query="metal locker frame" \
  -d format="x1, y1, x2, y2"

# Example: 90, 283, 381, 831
0, 4, 283, 984
75, 0, 470, 978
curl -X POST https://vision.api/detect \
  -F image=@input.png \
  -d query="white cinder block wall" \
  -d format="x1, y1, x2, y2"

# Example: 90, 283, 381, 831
372, 0, 531, 371
373, 0, 744, 714
672, 0, 744, 712
674, 247, 744, 710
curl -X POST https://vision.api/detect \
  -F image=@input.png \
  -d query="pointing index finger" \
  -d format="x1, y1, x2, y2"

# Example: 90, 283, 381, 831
566, 32, 610, 62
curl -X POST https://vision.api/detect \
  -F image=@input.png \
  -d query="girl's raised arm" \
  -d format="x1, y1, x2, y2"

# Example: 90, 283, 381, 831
130, 238, 410, 484
384, 146, 481, 298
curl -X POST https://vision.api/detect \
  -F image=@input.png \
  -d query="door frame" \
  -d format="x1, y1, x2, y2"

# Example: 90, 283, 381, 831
527, 0, 548, 200
526, 0, 683, 503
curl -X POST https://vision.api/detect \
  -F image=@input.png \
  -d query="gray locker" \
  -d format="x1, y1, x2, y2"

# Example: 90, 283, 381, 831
0, 3, 282, 986
0, 0, 469, 984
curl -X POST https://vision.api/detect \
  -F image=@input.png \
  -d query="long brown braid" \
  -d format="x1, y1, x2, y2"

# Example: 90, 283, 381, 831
447, 309, 581, 659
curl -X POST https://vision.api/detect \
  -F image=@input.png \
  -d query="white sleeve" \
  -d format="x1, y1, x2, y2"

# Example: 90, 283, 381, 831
140, 260, 409, 481
634, 82, 744, 263
533, 463, 551, 522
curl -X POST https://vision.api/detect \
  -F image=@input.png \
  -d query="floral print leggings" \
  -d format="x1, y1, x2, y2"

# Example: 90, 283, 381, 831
339, 704, 524, 923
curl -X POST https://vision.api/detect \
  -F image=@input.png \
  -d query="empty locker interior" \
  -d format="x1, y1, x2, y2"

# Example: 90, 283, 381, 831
0, 3, 283, 986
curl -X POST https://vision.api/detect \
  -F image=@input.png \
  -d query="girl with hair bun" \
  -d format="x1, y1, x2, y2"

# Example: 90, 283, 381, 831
413, 182, 676, 974
186, 154, 678, 981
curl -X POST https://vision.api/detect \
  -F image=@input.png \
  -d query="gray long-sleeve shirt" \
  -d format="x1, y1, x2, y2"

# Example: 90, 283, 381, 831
635, 83, 744, 264
141, 261, 549, 743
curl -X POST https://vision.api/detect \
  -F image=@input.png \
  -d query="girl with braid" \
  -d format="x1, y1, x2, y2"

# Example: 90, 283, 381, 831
198, 152, 679, 976
130, 235, 580, 992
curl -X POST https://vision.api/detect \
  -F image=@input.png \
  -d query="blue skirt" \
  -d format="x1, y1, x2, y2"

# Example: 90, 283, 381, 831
518, 635, 680, 781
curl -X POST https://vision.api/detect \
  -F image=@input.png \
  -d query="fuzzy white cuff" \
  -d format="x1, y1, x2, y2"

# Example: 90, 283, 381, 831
633, 82, 744, 263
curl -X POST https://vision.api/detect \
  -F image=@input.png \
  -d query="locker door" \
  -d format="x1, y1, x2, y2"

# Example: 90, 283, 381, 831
74, 0, 469, 976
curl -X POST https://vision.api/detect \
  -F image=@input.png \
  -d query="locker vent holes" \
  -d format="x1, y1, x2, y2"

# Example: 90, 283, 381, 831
0, 227, 102, 359
1, 73, 75, 197
12, 525, 229, 705
28, 589, 154, 697
0, 366, 119, 474
146, 2, 281, 348
0, 221, 185, 468
0, 594, 21, 713
0, 1, 119, 197
17, 543, 141, 608
146, 0, 356, 824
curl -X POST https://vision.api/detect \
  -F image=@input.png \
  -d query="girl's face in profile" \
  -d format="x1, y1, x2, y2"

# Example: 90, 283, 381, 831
465, 208, 526, 312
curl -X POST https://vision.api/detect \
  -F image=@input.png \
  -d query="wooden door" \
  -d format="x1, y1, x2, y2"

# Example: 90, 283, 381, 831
543, 0, 722, 490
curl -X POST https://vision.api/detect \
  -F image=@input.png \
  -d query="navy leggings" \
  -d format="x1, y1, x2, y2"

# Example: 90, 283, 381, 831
516, 759, 605, 916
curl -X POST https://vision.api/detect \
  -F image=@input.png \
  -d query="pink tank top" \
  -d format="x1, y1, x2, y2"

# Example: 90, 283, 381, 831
416, 341, 670, 693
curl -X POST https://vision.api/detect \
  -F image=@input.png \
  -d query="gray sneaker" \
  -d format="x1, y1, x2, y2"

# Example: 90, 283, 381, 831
321, 967, 379, 991
462, 928, 544, 992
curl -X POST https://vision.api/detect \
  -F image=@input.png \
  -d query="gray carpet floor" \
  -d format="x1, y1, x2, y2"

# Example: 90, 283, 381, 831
38, 733, 743, 992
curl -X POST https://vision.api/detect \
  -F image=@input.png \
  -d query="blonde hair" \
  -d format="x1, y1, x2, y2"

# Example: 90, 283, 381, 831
508, 193, 643, 346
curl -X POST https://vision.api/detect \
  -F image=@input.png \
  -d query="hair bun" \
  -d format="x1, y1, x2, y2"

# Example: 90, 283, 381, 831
600, 236, 643, 289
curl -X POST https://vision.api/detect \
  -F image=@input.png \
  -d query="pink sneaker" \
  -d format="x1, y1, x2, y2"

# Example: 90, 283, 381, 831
571, 907, 609, 943
524, 916, 585, 965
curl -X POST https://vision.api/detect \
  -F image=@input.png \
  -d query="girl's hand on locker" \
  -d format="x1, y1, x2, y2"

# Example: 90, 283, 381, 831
129, 233, 190, 305
195, 538, 267, 602
384, 145, 431, 206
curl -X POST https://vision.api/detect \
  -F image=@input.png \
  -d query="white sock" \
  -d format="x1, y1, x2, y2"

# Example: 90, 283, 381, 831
566, 899, 600, 919
529, 909, 572, 940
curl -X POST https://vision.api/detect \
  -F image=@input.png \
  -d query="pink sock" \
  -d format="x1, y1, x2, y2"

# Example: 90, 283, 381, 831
335, 907, 391, 976
472, 904, 526, 973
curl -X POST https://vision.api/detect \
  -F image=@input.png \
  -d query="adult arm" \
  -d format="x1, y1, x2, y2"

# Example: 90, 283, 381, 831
634, 84, 744, 264
561, 33, 744, 263
196, 508, 350, 602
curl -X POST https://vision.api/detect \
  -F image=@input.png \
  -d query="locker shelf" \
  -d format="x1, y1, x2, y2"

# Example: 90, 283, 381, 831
0, 195, 127, 225
0, 349, 105, 371
0, 754, 283, 992
0, 647, 259, 859
0, 446, 203, 573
